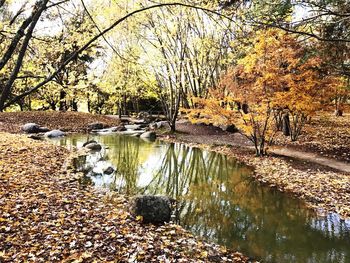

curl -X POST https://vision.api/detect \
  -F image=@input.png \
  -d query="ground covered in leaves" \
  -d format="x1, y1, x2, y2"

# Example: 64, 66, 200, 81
275, 112, 350, 163
0, 133, 251, 262
0, 111, 119, 133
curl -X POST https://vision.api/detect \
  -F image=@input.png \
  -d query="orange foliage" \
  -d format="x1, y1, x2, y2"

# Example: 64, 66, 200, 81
188, 29, 343, 155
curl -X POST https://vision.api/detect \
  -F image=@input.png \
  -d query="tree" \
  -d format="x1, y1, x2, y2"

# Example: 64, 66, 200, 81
135, 2, 236, 131
188, 29, 342, 155
1, 1, 222, 112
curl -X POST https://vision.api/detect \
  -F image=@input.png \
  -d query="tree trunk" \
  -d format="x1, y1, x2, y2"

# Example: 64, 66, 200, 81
242, 103, 249, 114
0, 0, 49, 111
71, 99, 78, 111
282, 113, 290, 136
170, 120, 176, 132
334, 109, 343, 117
50, 102, 56, 111
59, 89, 67, 111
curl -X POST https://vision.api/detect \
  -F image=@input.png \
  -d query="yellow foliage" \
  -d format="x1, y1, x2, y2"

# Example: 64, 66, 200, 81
187, 29, 343, 155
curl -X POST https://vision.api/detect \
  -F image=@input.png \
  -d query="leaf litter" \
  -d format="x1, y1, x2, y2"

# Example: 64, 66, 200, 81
0, 133, 252, 262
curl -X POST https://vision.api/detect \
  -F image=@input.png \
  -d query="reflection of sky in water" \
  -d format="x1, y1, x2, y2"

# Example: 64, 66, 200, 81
311, 213, 350, 236
52, 134, 350, 263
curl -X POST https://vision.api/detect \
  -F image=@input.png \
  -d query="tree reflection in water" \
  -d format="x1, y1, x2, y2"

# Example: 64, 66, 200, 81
56, 134, 350, 263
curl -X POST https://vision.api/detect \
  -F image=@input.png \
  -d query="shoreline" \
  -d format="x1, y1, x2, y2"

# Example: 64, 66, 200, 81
158, 135, 350, 220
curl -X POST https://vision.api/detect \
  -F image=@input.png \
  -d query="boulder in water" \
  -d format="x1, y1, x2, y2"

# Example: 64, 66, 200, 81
27, 134, 43, 140
87, 122, 104, 130
44, 129, 65, 138
83, 140, 97, 147
140, 131, 156, 140
103, 166, 115, 175
84, 142, 102, 151
129, 195, 173, 224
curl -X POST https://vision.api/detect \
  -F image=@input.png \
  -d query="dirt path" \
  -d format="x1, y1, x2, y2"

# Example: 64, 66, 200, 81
271, 147, 350, 173
174, 121, 350, 174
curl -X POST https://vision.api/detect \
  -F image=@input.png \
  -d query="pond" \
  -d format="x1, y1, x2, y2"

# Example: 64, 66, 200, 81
53, 134, 350, 263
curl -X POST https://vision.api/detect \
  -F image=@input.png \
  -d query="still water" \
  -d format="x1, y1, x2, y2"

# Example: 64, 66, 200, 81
54, 134, 350, 263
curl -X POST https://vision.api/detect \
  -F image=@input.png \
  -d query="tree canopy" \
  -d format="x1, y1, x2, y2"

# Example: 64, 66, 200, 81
0, 0, 349, 140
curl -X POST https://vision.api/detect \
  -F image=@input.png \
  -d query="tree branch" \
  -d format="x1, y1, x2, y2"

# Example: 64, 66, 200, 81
3, 2, 235, 109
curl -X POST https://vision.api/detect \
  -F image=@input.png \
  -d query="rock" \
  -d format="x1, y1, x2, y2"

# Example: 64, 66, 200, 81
22, 123, 41, 134
137, 111, 153, 123
84, 142, 102, 151
120, 118, 130, 124
129, 195, 172, 224
87, 122, 104, 130
27, 134, 43, 140
140, 131, 156, 140
111, 125, 126, 132
137, 111, 151, 119
151, 121, 170, 130
44, 129, 65, 138
83, 140, 97, 147
38, 127, 50, 132
133, 120, 149, 125
219, 124, 238, 133
125, 124, 142, 131
103, 166, 115, 175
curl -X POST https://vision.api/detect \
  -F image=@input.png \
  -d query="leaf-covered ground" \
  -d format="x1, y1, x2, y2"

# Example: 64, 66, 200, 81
0, 133, 251, 262
275, 113, 350, 163
0, 111, 119, 133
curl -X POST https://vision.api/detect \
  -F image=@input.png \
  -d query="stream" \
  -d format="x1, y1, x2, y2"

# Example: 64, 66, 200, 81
52, 134, 350, 263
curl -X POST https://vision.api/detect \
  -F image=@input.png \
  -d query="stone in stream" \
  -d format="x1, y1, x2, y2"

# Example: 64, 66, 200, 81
103, 166, 115, 175
22, 123, 49, 134
125, 124, 143, 131
84, 142, 102, 151
27, 134, 43, 140
129, 195, 173, 224
150, 121, 170, 130
111, 125, 127, 132
38, 127, 50, 132
140, 131, 156, 141
83, 140, 97, 147
44, 129, 65, 138
87, 122, 104, 130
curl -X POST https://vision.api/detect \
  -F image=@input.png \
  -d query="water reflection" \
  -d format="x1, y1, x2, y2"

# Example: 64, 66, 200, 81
54, 134, 350, 263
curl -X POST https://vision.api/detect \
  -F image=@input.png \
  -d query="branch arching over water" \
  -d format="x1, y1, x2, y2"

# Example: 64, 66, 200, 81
3, 2, 234, 109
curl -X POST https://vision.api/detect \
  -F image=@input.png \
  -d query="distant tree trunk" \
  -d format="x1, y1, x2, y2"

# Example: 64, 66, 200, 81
71, 99, 78, 111
118, 99, 122, 118
87, 94, 91, 112
242, 103, 249, 114
50, 102, 56, 110
334, 109, 343, 117
274, 110, 283, 131
19, 101, 24, 111
169, 119, 176, 132
282, 113, 290, 136
59, 89, 67, 111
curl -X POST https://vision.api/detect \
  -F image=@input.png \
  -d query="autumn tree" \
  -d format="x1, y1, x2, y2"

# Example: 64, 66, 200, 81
189, 29, 342, 155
